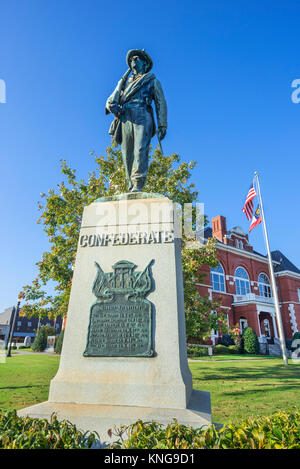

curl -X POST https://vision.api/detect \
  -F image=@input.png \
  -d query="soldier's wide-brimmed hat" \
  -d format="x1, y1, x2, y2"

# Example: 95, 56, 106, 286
126, 49, 153, 73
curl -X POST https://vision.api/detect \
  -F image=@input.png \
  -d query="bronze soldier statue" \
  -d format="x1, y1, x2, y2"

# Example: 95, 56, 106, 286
106, 49, 167, 192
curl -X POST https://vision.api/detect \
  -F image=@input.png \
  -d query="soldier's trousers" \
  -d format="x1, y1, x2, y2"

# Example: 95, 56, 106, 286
121, 105, 153, 191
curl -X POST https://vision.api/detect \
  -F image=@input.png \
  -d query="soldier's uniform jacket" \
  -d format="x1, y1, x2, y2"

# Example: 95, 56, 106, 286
106, 72, 167, 144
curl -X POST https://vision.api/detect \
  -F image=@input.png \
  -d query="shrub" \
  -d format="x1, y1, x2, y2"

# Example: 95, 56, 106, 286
187, 346, 208, 358
32, 327, 47, 352
242, 327, 259, 355
213, 344, 231, 355
55, 329, 65, 354
228, 345, 238, 354
218, 334, 234, 347
291, 332, 300, 351
0, 410, 97, 449
109, 409, 300, 449
234, 335, 244, 353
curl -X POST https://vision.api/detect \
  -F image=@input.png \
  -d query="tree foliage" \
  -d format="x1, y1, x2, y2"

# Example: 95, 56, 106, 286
182, 239, 226, 340
31, 326, 48, 352
242, 327, 260, 355
20, 143, 227, 340
55, 329, 65, 354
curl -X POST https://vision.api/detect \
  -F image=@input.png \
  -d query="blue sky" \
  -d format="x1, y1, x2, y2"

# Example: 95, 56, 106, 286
0, 1, 299, 312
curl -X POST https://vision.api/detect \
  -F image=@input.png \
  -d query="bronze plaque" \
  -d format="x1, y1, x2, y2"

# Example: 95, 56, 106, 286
83, 260, 154, 357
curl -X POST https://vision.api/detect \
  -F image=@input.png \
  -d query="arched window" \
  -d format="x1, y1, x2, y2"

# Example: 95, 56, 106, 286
210, 264, 225, 292
211, 311, 219, 344
235, 267, 250, 295
263, 319, 271, 338
258, 273, 272, 298
235, 240, 244, 250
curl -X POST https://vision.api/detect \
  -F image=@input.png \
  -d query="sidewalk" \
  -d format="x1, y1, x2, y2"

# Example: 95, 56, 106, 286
12, 350, 57, 356
188, 356, 277, 362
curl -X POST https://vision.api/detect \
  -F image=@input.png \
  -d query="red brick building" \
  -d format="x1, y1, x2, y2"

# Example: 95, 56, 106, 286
197, 215, 300, 352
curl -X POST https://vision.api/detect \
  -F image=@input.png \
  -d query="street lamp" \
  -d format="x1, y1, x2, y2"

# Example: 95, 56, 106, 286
6, 301, 20, 358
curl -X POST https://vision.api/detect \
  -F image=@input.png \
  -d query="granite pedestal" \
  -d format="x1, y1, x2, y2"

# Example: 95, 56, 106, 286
18, 195, 211, 445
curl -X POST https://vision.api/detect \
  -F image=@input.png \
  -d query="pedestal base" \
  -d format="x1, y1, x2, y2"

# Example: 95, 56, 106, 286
18, 390, 211, 447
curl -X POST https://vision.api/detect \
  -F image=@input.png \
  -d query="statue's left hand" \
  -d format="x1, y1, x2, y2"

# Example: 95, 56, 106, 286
158, 127, 167, 140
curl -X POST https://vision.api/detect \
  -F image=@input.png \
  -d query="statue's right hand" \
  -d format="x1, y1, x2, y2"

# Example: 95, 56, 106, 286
158, 127, 167, 141
110, 103, 122, 117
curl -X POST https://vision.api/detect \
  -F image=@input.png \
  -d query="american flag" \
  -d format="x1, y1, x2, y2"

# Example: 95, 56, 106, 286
242, 183, 257, 221
249, 205, 262, 232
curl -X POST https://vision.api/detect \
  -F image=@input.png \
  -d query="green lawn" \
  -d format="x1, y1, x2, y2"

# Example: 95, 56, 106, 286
0, 355, 60, 412
190, 358, 300, 425
0, 354, 299, 427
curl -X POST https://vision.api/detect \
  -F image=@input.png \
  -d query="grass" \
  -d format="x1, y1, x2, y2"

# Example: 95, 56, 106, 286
0, 355, 60, 412
190, 357, 300, 425
0, 354, 299, 427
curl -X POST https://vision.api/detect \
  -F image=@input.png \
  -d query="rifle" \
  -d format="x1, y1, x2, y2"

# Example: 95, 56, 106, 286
105, 68, 131, 115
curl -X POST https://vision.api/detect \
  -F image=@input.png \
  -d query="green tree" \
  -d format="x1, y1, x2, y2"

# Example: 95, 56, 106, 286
182, 240, 226, 340
31, 326, 48, 352
55, 329, 65, 354
20, 143, 227, 340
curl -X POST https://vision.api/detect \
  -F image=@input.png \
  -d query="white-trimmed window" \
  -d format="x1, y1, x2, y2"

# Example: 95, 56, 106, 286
258, 273, 272, 298
210, 264, 225, 292
240, 317, 248, 331
235, 267, 250, 295
298, 288, 300, 302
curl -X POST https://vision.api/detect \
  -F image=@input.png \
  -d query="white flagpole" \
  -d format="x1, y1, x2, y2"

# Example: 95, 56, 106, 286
254, 171, 288, 366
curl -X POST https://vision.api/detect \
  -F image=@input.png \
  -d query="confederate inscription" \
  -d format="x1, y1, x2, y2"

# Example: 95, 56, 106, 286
80, 230, 174, 248
83, 260, 154, 357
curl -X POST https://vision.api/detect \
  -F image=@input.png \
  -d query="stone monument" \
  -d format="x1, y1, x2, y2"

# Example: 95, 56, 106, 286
18, 50, 211, 445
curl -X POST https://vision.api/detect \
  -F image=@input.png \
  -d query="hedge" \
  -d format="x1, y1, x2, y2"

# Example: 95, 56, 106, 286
1, 409, 299, 449
0, 410, 97, 449
213, 344, 231, 355
187, 346, 208, 358
109, 409, 300, 449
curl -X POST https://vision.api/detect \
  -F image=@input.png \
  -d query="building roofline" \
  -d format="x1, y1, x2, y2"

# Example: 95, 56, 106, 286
216, 242, 280, 265
274, 270, 300, 280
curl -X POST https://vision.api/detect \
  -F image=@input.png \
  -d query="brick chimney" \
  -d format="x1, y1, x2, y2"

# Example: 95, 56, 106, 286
212, 215, 227, 242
